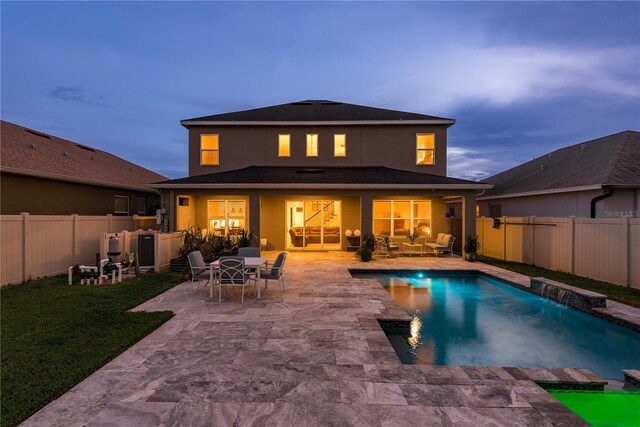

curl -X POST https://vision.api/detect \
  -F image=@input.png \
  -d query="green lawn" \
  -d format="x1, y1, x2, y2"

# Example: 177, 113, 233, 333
478, 256, 640, 308
1, 273, 180, 427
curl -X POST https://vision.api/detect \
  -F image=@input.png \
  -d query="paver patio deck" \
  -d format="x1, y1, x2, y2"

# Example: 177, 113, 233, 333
23, 252, 594, 426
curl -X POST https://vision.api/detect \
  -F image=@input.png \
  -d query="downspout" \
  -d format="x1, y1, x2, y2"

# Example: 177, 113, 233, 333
590, 187, 614, 218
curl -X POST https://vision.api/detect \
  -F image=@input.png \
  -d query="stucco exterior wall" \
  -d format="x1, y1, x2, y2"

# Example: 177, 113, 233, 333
478, 188, 639, 218
1, 173, 160, 216
187, 125, 447, 177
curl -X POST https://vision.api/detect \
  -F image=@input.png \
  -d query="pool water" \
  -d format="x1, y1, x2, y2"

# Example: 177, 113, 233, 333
357, 273, 640, 380
549, 390, 640, 427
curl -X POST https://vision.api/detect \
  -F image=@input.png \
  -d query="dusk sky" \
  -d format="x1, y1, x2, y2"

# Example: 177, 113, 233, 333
2, 1, 639, 180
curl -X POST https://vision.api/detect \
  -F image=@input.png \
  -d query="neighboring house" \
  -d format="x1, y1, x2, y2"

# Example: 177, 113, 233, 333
1, 120, 166, 216
151, 100, 489, 252
476, 131, 640, 218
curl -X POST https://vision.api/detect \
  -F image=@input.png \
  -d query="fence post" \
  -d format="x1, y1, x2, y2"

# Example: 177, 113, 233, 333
21, 213, 29, 282
133, 214, 138, 231
502, 216, 507, 260
530, 216, 536, 266
72, 214, 79, 265
569, 216, 575, 274
154, 233, 161, 272
622, 217, 630, 288
107, 214, 113, 233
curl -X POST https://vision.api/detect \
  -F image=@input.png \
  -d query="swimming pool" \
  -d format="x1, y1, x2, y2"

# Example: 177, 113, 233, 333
354, 272, 640, 380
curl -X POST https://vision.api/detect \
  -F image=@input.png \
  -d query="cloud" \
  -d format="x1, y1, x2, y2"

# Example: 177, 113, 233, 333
48, 86, 107, 106
447, 146, 494, 181
385, 46, 639, 112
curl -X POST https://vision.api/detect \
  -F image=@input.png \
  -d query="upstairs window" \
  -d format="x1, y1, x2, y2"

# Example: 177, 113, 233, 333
416, 134, 435, 165
200, 134, 219, 165
278, 134, 290, 157
334, 134, 346, 157
306, 134, 318, 157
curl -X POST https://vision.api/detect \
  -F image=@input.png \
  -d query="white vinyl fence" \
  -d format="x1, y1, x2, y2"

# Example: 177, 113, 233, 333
477, 216, 640, 289
0, 214, 164, 286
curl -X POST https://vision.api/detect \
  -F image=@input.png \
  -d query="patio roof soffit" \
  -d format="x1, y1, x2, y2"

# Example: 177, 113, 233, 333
149, 183, 493, 190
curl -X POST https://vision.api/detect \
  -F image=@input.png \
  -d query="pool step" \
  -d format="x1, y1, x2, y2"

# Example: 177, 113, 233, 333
530, 277, 607, 310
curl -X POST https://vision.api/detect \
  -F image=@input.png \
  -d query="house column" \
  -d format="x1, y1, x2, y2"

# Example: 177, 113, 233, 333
361, 192, 373, 236
248, 191, 261, 247
462, 191, 477, 257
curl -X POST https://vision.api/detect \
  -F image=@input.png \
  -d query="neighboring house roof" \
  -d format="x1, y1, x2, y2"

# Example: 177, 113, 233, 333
181, 100, 455, 126
480, 130, 640, 199
1, 120, 167, 193
151, 166, 491, 190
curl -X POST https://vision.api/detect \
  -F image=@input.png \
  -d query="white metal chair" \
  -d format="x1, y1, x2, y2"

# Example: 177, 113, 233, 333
217, 256, 257, 303
373, 235, 400, 258
259, 251, 287, 294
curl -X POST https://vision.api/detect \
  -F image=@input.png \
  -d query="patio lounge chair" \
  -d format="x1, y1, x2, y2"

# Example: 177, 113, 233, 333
238, 247, 260, 257
187, 250, 214, 291
259, 251, 287, 294
373, 235, 400, 258
425, 234, 455, 257
217, 256, 257, 303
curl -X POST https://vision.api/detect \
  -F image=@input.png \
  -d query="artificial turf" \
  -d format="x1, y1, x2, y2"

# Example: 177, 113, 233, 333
1, 273, 179, 427
477, 256, 640, 308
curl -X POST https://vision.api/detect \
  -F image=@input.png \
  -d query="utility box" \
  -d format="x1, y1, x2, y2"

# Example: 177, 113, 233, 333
137, 233, 155, 270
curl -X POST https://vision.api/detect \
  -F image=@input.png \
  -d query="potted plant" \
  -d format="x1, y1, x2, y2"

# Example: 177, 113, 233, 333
464, 236, 480, 262
355, 234, 375, 262
236, 228, 257, 248
355, 247, 372, 262
407, 232, 419, 244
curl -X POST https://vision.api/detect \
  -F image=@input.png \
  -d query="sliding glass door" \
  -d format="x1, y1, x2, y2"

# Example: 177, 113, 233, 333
286, 200, 342, 250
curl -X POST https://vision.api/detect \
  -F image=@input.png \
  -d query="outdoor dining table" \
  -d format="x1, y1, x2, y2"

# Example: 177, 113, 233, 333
209, 257, 269, 299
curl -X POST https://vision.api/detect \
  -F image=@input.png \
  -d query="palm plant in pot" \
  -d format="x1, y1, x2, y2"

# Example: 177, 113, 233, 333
464, 236, 480, 262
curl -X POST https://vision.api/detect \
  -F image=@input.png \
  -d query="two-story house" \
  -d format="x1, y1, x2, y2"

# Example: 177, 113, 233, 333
151, 100, 490, 252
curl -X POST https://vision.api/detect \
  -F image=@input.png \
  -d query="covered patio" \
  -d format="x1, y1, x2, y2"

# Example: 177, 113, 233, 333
24, 253, 592, 426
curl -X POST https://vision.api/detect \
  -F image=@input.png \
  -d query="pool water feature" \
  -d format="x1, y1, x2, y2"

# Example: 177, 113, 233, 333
549, 390, 640, 427
355, 272, 640, 380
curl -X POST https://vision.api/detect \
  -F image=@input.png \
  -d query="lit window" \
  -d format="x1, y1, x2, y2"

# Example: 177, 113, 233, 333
114, 195, 129, 215
306, 134, 318, 157
334, 134, 346, 157
416, 134, 435, 165
373, 200, 432, 237
208, 200, 246, 236
200, 134, 219, 165
278, 134, 290, 157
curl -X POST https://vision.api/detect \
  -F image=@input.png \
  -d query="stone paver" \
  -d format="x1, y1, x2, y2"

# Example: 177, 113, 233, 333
23, 252, 592, 426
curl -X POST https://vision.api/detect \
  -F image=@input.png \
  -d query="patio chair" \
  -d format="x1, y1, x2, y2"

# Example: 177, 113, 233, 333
259, 251, 287, 294
373, 235, 400, 258
187, 250, 214, 291
217, 256, 257, 303
425, 234, 455, 257
238, 247, 260, 257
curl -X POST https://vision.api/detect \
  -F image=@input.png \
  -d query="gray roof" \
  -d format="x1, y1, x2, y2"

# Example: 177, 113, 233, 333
481, 131, 640, 198
182, 100, 453, 124
154, 166, 485, 187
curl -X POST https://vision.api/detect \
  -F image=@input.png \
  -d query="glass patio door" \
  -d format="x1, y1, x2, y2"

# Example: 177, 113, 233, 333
286, 200, 341, 250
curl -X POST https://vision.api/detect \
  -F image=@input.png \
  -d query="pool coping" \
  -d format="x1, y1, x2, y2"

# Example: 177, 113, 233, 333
350, 267, 639, 388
